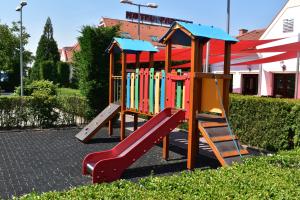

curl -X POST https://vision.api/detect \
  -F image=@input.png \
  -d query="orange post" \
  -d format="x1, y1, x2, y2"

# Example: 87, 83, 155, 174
120, 52, 127, 140
163, 41, 172, 160
222, 42, 231, 116
108, 52, 114, 136
187, 39, 203, 170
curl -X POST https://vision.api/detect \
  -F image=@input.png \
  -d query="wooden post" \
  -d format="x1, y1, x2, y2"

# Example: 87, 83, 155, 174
149, 52, 154, 68
134, 53, 140, 131
120, 52, 127, 141
108, 52, 114, 136
187, 38, 203, 170
223, 42, 231, 116
163, 41, 172, 160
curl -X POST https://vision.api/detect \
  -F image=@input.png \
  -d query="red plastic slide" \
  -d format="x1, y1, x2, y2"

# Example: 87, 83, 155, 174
82, 108, 185, 183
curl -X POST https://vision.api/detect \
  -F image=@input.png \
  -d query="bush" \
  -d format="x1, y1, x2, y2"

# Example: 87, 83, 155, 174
56, 88, 82, 97
230, 94, 300, 151
15, 80, 57, 96
0, 95, 87, 129
18, 149, 300, 200
39, 60, 57, 82
57, 61, 70, 87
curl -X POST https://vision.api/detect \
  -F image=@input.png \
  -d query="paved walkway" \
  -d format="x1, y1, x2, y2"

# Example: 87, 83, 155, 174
0, 124, 219, 199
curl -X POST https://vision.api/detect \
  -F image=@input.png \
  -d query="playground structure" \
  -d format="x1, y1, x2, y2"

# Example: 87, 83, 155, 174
80, 22, 250, 183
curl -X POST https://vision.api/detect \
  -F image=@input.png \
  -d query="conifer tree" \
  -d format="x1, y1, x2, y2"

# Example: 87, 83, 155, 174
30, 17, 60, 82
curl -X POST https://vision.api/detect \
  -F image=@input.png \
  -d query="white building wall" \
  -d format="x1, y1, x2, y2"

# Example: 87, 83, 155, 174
259, 0, 300, 97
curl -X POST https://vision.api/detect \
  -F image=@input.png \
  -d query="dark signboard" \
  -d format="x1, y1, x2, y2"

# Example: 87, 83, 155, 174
126, 11, 193, 26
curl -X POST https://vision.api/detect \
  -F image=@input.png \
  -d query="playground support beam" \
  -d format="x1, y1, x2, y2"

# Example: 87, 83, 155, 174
109, 52, 115, 136
121, 52, 127, 140
149, 52, 154, 68
222, 42, 231, 116
163, 41, 172, 160
187, 39, 203, 170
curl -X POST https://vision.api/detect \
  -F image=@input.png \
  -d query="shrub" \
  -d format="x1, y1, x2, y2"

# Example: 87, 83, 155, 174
0, 95, 87, 129
230, 94, 300, 151
57, 61, 70, 87
39, 60, 57, 82
15, 80, 57, 96
18, 149, 300, 200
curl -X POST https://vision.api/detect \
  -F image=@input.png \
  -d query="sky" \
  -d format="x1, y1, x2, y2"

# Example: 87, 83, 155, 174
0, 0, 288, 55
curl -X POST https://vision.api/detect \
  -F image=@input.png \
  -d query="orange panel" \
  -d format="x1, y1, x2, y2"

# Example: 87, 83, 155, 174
201, 78, 223, 114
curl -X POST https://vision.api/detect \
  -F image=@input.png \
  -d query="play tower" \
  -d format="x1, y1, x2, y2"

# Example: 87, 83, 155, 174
76, 22, 250, 183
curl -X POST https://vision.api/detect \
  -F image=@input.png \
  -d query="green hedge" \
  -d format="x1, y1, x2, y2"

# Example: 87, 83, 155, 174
230, 94, 300, 151
0, 95, 87, 129
18, 149, 300, 200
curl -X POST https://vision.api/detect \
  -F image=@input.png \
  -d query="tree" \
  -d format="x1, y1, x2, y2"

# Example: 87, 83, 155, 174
0, 22, 32, 92
39, 60, 57, 82
57, 61, 70, 87
73, 25, 119, 119
30, 17, 60, 82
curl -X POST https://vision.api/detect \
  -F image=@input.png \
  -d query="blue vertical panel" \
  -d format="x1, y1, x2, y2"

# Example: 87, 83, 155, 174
126, 73, 130, 109
160, 70, 166, 110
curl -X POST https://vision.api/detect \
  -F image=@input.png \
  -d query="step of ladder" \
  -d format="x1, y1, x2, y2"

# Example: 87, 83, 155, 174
198, 115, 250, 166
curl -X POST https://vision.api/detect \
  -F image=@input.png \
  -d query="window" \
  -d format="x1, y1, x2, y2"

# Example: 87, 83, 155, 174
273, 73, 295, 98
283, 19, 294, 33
150, 35, 159, 42
120, 32, 132, 39
242, 74, 258, 95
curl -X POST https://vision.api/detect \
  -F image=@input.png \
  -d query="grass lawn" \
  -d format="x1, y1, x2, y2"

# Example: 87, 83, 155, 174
56, 88, 82, 97
19, 149, 300, 200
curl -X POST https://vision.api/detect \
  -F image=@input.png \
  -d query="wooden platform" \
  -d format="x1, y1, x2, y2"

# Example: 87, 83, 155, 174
198, 113, 249, 166
75, 103, 121, 143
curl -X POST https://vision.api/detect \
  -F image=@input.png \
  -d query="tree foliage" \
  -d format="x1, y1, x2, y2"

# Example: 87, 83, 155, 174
57, 61, 70, 87
30, 17, 60, 82
73, 25, 119, 119
0, 22, 32, 92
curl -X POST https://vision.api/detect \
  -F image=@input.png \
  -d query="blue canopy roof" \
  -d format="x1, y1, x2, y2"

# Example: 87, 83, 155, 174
107, 37, 158, 54
160, 21, 238, 46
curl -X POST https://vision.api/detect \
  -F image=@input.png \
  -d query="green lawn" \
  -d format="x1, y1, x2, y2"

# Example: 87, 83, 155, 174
19, 149, 300, 200
56, 88, 82, 97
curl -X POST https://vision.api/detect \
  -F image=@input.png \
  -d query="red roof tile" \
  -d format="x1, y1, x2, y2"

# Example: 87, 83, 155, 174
237, 29, 266, 40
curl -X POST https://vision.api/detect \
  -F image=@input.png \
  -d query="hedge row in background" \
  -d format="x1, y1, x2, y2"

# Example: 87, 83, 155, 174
230, 94, 300, 151
19, 148, 300, 200
0, 95, 87, 129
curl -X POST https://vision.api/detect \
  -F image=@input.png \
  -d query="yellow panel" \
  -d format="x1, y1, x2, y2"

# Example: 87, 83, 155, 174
201, 79, 223, 114
154, 72, 160, 114
130, 73, 135, 109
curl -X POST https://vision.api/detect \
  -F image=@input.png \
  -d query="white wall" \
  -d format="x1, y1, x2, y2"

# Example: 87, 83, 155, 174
259, 0, 300, 96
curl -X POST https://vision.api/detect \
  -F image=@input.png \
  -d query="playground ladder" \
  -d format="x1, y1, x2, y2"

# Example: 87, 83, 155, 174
197, 113, 250, 166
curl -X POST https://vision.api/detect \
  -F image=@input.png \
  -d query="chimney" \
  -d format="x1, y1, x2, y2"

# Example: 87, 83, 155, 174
239, 29, 248, 36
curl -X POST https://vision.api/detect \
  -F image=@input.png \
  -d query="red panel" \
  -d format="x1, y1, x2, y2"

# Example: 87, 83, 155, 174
184, 73, 190, 119
139, 68, 144, 112
171, 79, 176, 108
82, 108, 185, 183
166, 74, 172, 107
144, 68, 149, 113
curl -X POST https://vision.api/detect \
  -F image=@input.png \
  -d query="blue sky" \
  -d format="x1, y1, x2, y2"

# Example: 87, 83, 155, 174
0, 0, 287, 54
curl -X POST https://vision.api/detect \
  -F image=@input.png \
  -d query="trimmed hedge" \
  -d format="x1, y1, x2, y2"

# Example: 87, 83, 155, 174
18, 149, 300, 200
0, 95, 87, 129
230, 94, 300, 151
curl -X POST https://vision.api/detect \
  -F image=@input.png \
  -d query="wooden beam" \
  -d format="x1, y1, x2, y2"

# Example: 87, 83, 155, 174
187, 38, 203, 170
194, 73, 232, 80
163, 41, 172, 160
133, 53, 140, 131
223, 42, 231, 116
108, 52, 114, 136
120, 52, 127, 141
136, 53, 140, 68
221, 149, 248, 158
149, 52, 154, 68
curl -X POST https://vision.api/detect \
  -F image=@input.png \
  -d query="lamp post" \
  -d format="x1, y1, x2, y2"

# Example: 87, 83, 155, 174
16, 0, 27, 97
226, 0, 230, 34
120, 0, 158, 40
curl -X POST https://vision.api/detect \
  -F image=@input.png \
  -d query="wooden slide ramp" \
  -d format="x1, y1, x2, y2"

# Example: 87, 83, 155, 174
75, 103, 121, 143
198, 114, 250, 166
